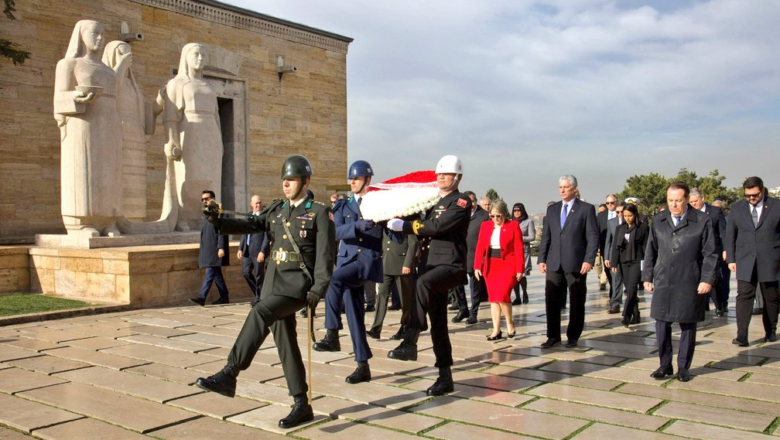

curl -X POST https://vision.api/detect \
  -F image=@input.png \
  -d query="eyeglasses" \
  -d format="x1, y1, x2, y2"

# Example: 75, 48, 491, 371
616, 210, 624, 214
745, 192, 762, 199
201, 197, 212, 202
605, 201, 616, 205
513, 209, 521, 212
490, 214, 502, 219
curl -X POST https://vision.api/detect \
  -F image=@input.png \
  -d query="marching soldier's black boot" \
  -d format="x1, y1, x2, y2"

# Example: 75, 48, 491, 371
195, 363, 239, 397
390, 325, 406, 340
278, 392, 314, 429
345, 361, 371, 384
313, 329, 340, 352
426, 366, 454, 396
388, 328, 419, 361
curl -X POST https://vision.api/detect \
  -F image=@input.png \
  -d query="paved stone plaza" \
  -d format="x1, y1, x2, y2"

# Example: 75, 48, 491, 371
1, 269, 779, 439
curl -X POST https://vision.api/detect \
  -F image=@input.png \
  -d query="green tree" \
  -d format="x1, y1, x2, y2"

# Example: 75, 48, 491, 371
616, 172, 669, 216
485, 188, 501, 202
673, 168, 739, 206
1, 1, 30, 68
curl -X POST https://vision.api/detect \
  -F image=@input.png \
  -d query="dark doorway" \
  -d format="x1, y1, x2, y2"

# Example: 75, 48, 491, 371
218, 97, 235, 211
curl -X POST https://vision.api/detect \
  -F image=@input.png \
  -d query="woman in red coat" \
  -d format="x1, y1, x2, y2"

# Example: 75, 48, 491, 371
474, 200, 525, 340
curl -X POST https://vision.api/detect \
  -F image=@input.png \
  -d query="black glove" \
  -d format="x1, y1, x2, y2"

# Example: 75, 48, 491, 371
355, 219, 375, 232
306, 291, 320, 310
203, 201, 221, 227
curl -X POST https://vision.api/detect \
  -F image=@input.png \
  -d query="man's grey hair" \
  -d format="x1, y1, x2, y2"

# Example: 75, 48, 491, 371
605, 193, 617, 201
559, 175, 578, 188
689, 188, 703, 199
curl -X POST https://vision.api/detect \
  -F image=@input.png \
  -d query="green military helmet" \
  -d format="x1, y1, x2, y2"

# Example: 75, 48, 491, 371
281, 155, 313, 179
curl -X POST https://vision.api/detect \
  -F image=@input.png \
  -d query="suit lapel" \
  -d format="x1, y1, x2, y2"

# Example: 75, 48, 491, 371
757, 199, 771, 229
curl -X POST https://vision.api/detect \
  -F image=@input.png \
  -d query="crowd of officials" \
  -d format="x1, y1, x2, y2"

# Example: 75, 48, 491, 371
189, 154, 780, 429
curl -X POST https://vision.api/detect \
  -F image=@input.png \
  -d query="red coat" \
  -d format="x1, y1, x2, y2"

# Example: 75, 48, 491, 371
474, 220, 525, 302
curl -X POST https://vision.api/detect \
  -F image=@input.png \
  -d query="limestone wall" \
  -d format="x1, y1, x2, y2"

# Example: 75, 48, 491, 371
0, 0, 349, 239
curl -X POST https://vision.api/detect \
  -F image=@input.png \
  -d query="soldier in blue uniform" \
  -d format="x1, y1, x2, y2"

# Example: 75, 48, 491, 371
313, 160, 382, 384
386, 155, 471, 397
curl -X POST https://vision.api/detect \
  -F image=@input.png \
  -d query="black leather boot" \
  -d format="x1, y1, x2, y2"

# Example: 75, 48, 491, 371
366, 326, 381, 340
313, 329, 340, 352
278, 393, 314, 429
388, 328, 419, 361
346, 361, 371, 384
195, 363, 239, 397
426, 366, 454, 396
390, 326, 406, 340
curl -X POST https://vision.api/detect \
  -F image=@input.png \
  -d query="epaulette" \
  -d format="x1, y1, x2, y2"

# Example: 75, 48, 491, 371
313, 201, 326, 206
305, 201, 312, 209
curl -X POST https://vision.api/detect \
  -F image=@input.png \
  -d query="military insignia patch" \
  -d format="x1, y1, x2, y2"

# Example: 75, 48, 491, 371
300, 230, 307, 239
457, 198, 467, 208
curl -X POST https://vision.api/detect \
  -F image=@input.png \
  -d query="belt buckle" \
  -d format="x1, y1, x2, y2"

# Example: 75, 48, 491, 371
279, 250, 288, 262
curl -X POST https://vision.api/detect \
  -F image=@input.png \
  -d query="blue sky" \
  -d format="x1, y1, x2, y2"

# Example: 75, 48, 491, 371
228, 0, 780, 213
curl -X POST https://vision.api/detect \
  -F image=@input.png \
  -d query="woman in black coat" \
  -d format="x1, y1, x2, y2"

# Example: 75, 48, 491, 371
611, 204, 647, 327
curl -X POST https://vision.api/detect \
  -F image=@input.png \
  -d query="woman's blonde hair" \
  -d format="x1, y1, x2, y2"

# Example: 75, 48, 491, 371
490, 199, 510, 219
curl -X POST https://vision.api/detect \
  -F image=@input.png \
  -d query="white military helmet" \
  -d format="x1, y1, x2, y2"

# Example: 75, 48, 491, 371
435, 155, 463, 174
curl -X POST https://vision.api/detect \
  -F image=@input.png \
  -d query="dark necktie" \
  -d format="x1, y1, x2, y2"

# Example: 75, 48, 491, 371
752, 205, 759, 228
560, 203, 568, 228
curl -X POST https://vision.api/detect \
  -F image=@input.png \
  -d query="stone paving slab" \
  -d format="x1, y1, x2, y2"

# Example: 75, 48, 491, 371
55, 336, 133, 351
403, 378, 535, 407
312, 396, 441, 433
0, 427, 33, 439
572, 423, 682, 439
615, 382, 780, 415
0, 345, 42, 363
18, 382, 199, 434
55, 366, 202, 403
0, 336, 60, 352
0, 367, 68, 394
664, 420, 771, 440
151, 416, 288, 440
654, 401, 775, 432
7, 354, 91, 375
166, 392, 267, 420
42, 346, 149, 370
123, 362, 205, 385
190, 360, 285, 383
118, 334, 218, 353
667, 375, 780, 402
33, 417, 149, 440
425, 421, 538, 440
412, 396, 587, 440
527, 383, 663, 413
227, 404, 328, 435
488, 365, 623, 391
122, 325, 197, 339
0, 393, 83, 433
524, 397, 671, 431
100, 343, 219, 368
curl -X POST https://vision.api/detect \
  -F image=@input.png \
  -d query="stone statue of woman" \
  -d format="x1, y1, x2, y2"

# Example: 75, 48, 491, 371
102, 41, 147, 222
163, 43, 223, 231
54, 20, 129, 237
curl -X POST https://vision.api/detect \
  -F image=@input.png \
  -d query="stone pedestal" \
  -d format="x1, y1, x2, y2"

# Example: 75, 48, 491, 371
28, 242, 250, 307
35, 232, 200, 249
0, 247, 31, 294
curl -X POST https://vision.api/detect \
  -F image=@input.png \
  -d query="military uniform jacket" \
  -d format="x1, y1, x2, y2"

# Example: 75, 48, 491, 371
199, 214, 229, 268
333, 197, 384, 283
402, 191, 471, 270
216, 197, 335, 300
538, 199, 600, 273
642, 208, 717, 323
725, 197, 780, 283
383, 230, 418, 276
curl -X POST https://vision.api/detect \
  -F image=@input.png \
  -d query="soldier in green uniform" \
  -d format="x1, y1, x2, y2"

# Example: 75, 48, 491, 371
195, 155, 335, 429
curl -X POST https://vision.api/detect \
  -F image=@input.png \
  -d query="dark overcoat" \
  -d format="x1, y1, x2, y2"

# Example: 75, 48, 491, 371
643, 208, 717, 323
725, 197, 780, 283
199, 214, 230, 268
466, 206, 490, 272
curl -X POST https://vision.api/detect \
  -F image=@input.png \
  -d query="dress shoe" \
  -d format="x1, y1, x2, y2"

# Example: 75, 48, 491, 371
599, 284, 607, 291
766, 331, 778, 343
278, 394, 314, 429
195, 364, 238, 397
189, 297, 205, 307
388, 304, 401, 311
715, 309, 724, 317
607, 306, 620, 314
390, 327, 406, 340
448, 303, 459, 311
732, 337, 749, 347
565, 339, 578, 348
540, 338, 561, 348
466, 316, 478, 325
512, 298, 522, 306
522, 293, 529, 304
366, 327, 381, 340
630, 314, 641, 324
426, 367, 454, 396
621, 319, 630, 328
345, 362, 371, 384
650, 365, 673, 379
676, 370, 693, 382
365, 305, 376, 312
486, 331, 504, 341
451, 310, 468, 323
752, 307, 764, 316
313, 330, 340, 352
211, 297, 229, 305
388, 329, 420, 361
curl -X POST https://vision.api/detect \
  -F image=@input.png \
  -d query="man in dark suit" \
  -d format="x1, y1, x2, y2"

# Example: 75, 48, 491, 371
603, 201, 625, 315
368, 228, 418, 340
689, 188, 728, 316
238, 195, 270, 307
190, 190, 230, 306
452, 190, 489, 325
727, 177, 780, 345
313, 160, 382, 384
537, 175, 599, 348
387, 155, 471, 397
196, 155, 334, 429
644, 181, 717, 382
597, 194, 618, 293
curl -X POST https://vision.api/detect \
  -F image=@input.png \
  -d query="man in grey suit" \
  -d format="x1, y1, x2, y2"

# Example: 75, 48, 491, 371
537, 175, 600, 348
689, 188, 728, 316
368, 228, 418, 340
191, 190, 230, 306
727, 177, 780, 345
238, 195, 270, 307
603, 201, 626, 315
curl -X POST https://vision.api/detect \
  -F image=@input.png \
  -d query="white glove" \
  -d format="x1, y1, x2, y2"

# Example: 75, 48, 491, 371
387, 218, 404, 231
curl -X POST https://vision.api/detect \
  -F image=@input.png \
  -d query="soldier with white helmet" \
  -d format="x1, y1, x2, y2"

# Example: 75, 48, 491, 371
386, 155, 472, 396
